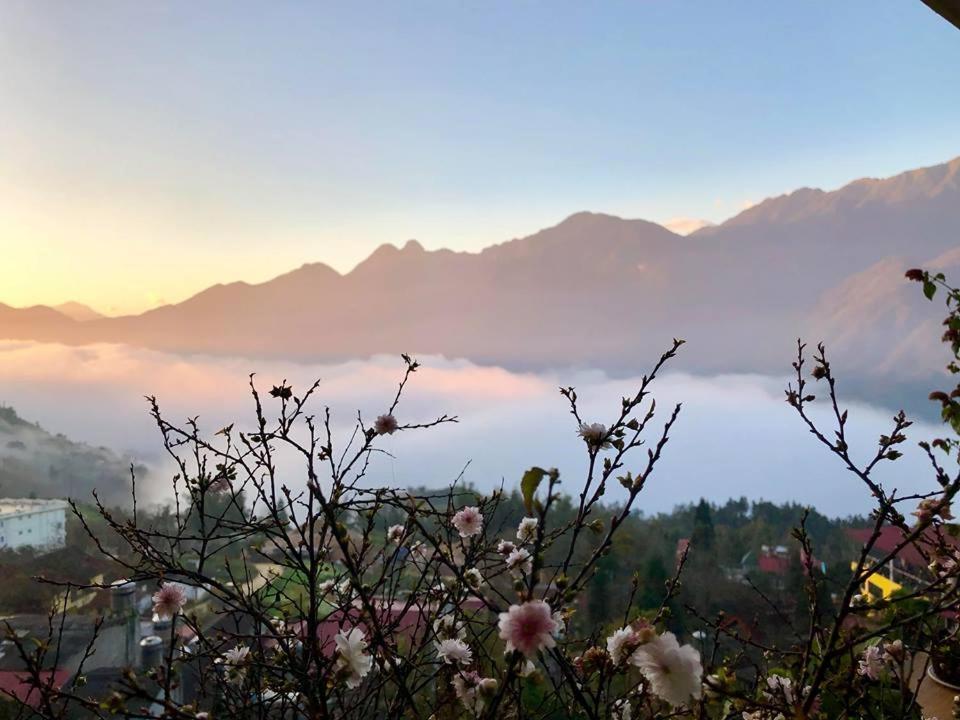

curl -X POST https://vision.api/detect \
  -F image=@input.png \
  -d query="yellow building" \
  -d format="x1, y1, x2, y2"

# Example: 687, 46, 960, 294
852, 560, 903, 600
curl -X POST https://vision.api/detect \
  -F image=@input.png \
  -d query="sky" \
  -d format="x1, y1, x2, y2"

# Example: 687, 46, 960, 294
1, 1, 959, 314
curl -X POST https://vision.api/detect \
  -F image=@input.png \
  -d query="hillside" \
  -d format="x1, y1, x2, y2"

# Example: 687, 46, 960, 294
0, 406, 141, 506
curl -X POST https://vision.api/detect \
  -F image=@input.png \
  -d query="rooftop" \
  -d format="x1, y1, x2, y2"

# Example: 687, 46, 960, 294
0, 498, 69, 517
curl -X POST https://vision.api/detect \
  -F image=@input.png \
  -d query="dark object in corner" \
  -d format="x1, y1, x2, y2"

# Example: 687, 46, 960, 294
921, 0, 960, 30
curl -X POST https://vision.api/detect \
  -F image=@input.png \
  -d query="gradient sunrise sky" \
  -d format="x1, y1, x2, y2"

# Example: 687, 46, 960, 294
1, 1, 959, 315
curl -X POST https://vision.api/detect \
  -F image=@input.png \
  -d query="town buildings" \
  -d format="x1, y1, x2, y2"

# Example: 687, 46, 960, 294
0, 498, 68, 552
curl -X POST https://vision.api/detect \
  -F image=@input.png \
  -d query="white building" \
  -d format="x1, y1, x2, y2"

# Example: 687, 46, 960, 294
0, 498, 68, 552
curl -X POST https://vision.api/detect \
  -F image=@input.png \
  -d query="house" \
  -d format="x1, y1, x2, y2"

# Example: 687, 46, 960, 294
757, 545, 792, 575
846, 525, 950, 600
0, 668, 70, 711
0, 499, 68, 553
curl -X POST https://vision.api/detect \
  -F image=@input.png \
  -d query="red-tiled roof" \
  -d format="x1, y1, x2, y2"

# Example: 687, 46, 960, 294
294, 599, 489, 656
846, 526, 941, 569
0, 669, 70, 708
757, 553, 791, 575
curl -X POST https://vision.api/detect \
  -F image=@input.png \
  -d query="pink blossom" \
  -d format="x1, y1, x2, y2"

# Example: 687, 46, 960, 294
452, 506, 483, 538
452, 671, 497, 715
858, 645, 885, 680
152, 583, 187, 620
498, 600, 559, 658
506, 547, 532, 577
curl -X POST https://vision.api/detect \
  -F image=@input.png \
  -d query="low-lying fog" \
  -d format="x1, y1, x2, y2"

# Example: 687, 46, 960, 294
0, 340, 944, 517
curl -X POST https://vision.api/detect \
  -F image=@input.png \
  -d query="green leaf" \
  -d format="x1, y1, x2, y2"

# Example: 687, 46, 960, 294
923, 280, 937, 300
520, 467, 547, 515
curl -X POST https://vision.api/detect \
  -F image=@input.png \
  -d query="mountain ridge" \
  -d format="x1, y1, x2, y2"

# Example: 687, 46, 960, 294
3, 155, 960, 403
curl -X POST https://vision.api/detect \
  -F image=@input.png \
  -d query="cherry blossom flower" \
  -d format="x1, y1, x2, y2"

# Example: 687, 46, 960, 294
436, 638, 473, 665
479, 678, 497, 693
434, 614, 466, 640
452, 671, 496, 715
629, 631, 703, 707
858, 645, 885, 680
223, 645, 250, 666
498, 600, 559, 658
517, 517, 539, 543
883, 639, 906, 661
506, 547, 532, 577
518, 658, 536, 677
552, 610, 566, 637
577, 422, 611, 449
387, 524, 406, 544
764, 674, 794, 704
452, 671, 481, 712
607, 627, 639, 666
374, 413, 399, 435
612, 698, 631, 720
913, 497, 953, 524
452, 506, 483, 538
152, 583, 187, 620
463, 567, 484, 589
497, 539, 517, 555
335, 627, 373, 689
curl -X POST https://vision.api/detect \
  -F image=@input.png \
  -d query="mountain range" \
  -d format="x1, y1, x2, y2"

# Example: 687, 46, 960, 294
3, 156, 960, 410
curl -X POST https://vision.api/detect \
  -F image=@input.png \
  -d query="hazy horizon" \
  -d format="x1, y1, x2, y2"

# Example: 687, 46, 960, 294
0, 339, 941, 517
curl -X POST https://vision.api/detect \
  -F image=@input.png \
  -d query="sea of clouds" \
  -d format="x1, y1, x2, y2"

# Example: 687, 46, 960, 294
0, 340, 944, 517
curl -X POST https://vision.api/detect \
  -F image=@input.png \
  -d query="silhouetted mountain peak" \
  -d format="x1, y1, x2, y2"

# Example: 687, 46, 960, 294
53, 302, 105, 322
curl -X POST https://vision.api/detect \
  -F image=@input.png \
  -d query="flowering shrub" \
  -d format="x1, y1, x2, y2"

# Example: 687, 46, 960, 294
7, 273, 960, 720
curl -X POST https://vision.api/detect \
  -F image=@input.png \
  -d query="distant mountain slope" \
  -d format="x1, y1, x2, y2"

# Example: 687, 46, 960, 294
53, 302, 105, 322
0, 406, 140, 506
0, 303, 77, 340
697, 157, 960, 232
811, 247, 960, 380
1, 156, 959, 399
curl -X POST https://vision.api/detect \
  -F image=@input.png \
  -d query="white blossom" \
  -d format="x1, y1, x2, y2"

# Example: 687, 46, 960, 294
387, 524, 406, 544
612, 698, 631, 720
606, 627, 638, 666
464, 567, 484, 589
436, 638, 473, 665
517, 517, 539, 543
335, 628, 373, 689
577, 422, 611, 449
629, 631, 703, 707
